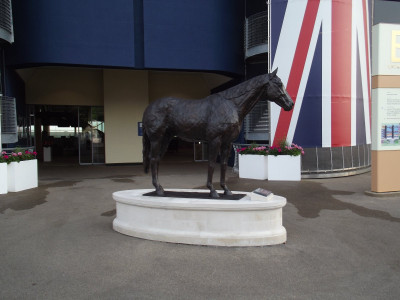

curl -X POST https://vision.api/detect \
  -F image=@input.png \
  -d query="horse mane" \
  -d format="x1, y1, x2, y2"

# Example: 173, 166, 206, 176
217, 73, 270, 101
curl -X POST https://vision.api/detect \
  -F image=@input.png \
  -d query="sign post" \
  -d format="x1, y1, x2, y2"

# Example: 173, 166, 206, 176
371, 23, 400, 193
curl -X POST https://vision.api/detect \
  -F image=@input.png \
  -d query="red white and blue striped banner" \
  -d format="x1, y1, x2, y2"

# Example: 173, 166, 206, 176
270, 0, 371, 148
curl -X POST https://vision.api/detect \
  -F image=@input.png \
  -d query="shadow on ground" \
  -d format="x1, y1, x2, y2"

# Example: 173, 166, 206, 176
197, 177, 400, 223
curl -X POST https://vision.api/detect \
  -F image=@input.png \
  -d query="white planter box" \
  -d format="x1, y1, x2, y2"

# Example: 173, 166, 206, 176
43, 147, 52, 162
239, 154, 268, 180
267, 155, 301, 181
0, 163, 7, 194
7, 160, 38, 192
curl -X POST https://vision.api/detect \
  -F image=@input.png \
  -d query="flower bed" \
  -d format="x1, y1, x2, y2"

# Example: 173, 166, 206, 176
237, 140, 304, 181
237, 141, 304, 157
1, 150, 37, 164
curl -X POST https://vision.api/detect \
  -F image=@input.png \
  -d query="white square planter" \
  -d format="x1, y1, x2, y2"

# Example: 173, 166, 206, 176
0, 163, 7, 194
7, 159, 38, 192
267, 155, 301, 181
239, 154, 268, 180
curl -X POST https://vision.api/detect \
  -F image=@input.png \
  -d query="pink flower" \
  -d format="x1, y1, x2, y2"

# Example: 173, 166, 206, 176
4, 155, 8, 159
18, 152, 22, 156
33, 151, 37, 156
254, 146, 266, 151
1, 151, 6, 155
12, 153, 17, 157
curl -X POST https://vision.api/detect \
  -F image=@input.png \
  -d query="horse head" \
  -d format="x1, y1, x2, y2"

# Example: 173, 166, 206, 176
266, 68, 294, 111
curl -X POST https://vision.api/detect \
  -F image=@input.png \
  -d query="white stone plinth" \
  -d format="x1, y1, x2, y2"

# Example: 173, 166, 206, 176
113, 189, 287, 247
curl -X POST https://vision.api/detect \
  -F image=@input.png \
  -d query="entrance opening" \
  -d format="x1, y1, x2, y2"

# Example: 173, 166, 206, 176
35, 105, 104, 164
78, 106, 105, 164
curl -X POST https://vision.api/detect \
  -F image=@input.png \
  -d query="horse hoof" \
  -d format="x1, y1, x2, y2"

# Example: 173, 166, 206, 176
156, 187, 165, 196
224, 190, 233, 196
210, 191, 220, 198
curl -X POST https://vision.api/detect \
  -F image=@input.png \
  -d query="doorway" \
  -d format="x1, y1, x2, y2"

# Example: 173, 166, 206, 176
78, 106, 105, 164
34, 105, 105, 164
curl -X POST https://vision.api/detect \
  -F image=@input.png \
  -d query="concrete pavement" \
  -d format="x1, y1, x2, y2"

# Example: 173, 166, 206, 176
1, 160, 400, 299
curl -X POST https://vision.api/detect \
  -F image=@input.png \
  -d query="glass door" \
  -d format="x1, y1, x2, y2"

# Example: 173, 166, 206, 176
78, 106, 105, 164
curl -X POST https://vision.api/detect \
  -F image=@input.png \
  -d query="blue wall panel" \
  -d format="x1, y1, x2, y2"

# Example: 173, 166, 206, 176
8, 0, 136, 67
7, 0, 244, 76
142, 0, 243, 74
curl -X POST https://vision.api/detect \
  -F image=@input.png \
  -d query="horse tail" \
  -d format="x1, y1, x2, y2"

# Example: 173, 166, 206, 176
142, 127, 151, 173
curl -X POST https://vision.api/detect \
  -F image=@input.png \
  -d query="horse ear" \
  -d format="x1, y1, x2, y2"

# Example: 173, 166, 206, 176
270, 68, 278, 77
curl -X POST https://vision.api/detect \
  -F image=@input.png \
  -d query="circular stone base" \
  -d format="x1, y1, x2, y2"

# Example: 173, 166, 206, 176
112, 189, 287, 247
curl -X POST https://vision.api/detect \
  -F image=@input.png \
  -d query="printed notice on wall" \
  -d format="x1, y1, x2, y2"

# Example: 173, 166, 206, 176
372, 88, 400, 150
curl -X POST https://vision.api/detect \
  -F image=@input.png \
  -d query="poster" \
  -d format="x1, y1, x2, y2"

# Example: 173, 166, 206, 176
372, 88, 400, 150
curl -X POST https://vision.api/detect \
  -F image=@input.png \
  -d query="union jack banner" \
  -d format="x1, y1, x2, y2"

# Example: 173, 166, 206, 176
270, 0, 372, 148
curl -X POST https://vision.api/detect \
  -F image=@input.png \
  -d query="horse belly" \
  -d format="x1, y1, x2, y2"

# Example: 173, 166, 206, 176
167, 103, 208, 141
171, 121, 208, 141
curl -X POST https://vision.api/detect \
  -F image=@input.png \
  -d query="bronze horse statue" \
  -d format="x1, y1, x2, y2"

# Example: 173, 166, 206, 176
142, 69, 294, 198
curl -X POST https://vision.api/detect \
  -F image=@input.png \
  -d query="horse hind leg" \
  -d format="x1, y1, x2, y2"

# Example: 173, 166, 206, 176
150, 140, 164, 196
220, 143, 233, 196
207, 139, 221, 198
160, 133, 173, 159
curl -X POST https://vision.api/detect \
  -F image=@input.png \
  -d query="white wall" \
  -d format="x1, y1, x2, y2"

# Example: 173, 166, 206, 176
103, 69, 149, 163
19, 67, 103, 106
149, 71, 214, 101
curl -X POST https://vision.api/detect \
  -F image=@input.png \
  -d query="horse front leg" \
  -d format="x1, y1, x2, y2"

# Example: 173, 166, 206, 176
220, 143, 233, 196
207, 139, 221, 198
150, 141, 164, 196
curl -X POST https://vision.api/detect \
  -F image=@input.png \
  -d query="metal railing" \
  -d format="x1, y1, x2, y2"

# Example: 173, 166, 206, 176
0, 0, 13, 43
1, 96, 17, 144
245, 11, 268, 58
301, 144, 371, 178
244, 101, 269, 141
2, 147, 36, 154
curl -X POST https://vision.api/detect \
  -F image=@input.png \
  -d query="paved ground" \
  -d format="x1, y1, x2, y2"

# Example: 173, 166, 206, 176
1, 159, 400, 299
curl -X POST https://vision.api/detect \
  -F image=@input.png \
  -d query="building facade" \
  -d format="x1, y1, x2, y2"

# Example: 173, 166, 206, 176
3, 0, 244, 164
2, 0, 400, 177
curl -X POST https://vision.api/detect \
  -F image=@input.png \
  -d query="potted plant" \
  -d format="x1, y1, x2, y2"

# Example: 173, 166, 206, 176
5, 150, 38, 192
0, 152, 8, 194
266, 140, 304, 181
238, 140, 304, 181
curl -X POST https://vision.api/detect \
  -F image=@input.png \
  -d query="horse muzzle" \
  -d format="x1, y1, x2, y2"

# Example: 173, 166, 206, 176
281, 96, 294, 111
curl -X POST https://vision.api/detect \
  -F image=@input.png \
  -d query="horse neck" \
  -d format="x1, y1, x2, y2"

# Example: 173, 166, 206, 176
232, 88, 264, 121
219, 74, 268, 121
